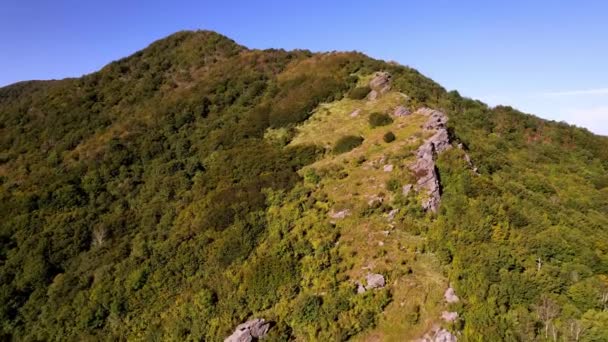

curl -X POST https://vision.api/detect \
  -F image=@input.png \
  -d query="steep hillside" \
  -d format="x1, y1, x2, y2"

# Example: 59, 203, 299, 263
1, 30, 607, 341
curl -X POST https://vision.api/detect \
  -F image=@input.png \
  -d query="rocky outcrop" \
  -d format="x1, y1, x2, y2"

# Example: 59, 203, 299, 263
365, 273, 386, 289
444, 287, 459, 303
441, 311, 458, 322
367, 71, 391, 100
393, 106, 411, 117
225, 318, 271, 342
410, 108, 451, 212
357, 273, 386, 293
350, 108, 361, 117
418, 325, 457, 342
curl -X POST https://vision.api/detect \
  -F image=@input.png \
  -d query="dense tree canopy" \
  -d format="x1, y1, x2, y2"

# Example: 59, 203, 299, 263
0, 30, 607, 341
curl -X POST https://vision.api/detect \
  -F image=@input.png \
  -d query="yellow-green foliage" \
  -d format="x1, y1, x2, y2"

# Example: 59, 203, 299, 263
1, 30, 608, 342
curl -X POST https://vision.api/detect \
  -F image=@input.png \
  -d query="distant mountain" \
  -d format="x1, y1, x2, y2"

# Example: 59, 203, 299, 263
1, 30, 607, 341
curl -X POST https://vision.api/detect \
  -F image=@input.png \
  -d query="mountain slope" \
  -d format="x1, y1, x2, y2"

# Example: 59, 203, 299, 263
0, 30, 607, 341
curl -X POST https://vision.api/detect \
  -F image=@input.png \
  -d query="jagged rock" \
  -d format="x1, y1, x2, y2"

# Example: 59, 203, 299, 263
330, 209, 350, 219
441, 311, 459, 322
383, 164, 394, 172
369, 71, 392, 94
410, 108, 451, 212
225, 318, 271, 342
393, 106, 411, 117
350, 108, 361, 117
428, 129, 451, 153
365, 273, 385, 289
444, 287, 459, 303
402, 184, 413, 196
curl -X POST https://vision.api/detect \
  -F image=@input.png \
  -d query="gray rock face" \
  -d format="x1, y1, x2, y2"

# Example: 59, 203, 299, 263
225, 318, 271, 342
365, 273, 386, 289
369, 71, 391, 92
393, 106, 411, 117
357, 273, 386, 293
434, 329, 457, 342
367, 71, 391, 100
410, 108, 451, 212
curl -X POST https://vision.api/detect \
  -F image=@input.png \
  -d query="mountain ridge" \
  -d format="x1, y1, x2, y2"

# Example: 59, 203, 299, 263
1, 30, 607, 341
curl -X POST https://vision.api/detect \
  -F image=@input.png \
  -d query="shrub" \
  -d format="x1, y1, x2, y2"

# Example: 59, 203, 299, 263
383, 131, 396, 143
347, 86, 371, 100
368, 112, 393, 127
333, 135, 364, 154
386, 178, 400, 192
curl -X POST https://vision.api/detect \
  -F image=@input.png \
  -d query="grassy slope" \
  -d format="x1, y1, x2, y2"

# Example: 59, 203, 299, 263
287, 89, 450, 341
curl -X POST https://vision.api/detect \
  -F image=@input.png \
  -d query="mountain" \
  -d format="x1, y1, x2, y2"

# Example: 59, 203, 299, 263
1, 30, 607, 341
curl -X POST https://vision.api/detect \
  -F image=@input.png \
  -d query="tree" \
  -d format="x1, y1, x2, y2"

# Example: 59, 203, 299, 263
535, 295, 560, 339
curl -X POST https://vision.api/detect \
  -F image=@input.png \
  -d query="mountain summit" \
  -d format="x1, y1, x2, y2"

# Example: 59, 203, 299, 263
1, 30, 607, 341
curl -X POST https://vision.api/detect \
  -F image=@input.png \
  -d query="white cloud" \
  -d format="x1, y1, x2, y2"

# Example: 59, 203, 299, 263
540, 88, 608, 97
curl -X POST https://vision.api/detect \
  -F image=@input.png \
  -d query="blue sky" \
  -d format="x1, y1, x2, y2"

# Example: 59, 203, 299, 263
1, 0, 607, 135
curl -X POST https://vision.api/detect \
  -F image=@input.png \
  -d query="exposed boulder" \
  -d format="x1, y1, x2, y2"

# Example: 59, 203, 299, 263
365, 273, 386, 289
444, 287, 459, 303
330, 209, 350, 219
357, 273, 386, 293
383, 164, 394, 172
418, 325, 457, 342
393, 105, 411, 117
225, 318, 271, 342
434, 328, 457, 342
350, 108, 361, 117
441, 311, 458, 322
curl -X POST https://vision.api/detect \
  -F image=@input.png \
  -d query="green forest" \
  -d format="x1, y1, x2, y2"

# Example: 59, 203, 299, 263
0, 30, 607, 341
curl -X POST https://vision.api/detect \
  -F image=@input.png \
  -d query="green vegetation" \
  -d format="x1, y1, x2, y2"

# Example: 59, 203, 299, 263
383, 131, 396, 143
333, 135, 364, 154
0, 30, 607, 341
347, 86, 371, 100
368, 112, 393, 127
